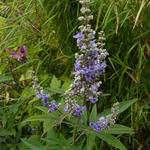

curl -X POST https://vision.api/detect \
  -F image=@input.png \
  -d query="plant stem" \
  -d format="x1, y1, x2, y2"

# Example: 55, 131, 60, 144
73, 118, 80, 145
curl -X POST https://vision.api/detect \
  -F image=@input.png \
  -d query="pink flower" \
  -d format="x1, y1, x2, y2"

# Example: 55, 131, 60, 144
10, 45, 27, 62
17, 45, 27, 61
11, 51, 18, 58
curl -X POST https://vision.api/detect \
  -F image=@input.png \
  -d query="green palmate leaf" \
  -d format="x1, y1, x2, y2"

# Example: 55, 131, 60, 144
104, 124, 134, 135
50, 75, 61, 89
96, 132, 127, 150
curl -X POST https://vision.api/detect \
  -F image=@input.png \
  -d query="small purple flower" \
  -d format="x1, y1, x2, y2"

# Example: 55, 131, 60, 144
81, 44, 87, 50
65, 103, 86, 117
75, 61, 80, 71
97, 63, 107, 71
91, 84, 98, 94
90, 116, 109, 132
41, 93, 50, 101
91, 73, 96, 80
95, 123, 101, 132
36, 94, 41, 99
64, 105, 69, 113
73, 104, 86, 117
99, 117, 108, 127
73, 32, 83, 39
89, 96, 98, 103
89, 122, 95, 128
85, 74, 92, 82
73, 90, 78, 95
48, 100, 61, 112
90, 122, 101, 132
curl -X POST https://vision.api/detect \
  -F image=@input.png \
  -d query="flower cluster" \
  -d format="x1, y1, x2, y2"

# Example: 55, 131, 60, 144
30, 71, 61, 112
90, 102, 119, 132
64, 101, 86, 117
64, 0, 108, 116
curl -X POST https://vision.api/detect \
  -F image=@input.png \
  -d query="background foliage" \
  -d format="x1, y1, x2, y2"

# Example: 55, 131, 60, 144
0, 0, 150, 150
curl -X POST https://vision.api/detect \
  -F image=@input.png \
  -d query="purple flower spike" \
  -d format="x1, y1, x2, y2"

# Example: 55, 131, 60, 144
65, 0, 109, 118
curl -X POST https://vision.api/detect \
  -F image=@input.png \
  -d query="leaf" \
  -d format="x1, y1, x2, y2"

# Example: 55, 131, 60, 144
104, 124, 134, 135
96, 132, 127, 150
82, 110, 87, 125
35, 106, 48, 113
61, 80, 72, 91
0, 16, 6, 25
22, 139, 40, 150
50, 75, 61, 89
87, 105, 97, 150
21, 137, 46, 150
98, 99, 137, 117
45, 129, 81, 150
89, 104, 97, 122
20, 87, 34, 100
118, 99, 137, 114
43, 120, 53, 134
86, 132, 96, 150
0, 129, 15, 136
46, 87, 64, 94
21, 114, 54, 127
0, 74, 13, 83
37, 0, 44, 9
133, 0, 146, 29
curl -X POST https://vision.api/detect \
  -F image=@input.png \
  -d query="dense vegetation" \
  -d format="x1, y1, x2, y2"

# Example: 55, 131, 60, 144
0, 0, 150, 150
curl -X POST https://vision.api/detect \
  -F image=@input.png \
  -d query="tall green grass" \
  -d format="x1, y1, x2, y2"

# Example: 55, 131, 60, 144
0, 0, 150, 149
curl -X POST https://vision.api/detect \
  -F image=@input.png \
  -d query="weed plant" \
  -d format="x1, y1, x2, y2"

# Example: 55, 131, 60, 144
0, 0, 150, 150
